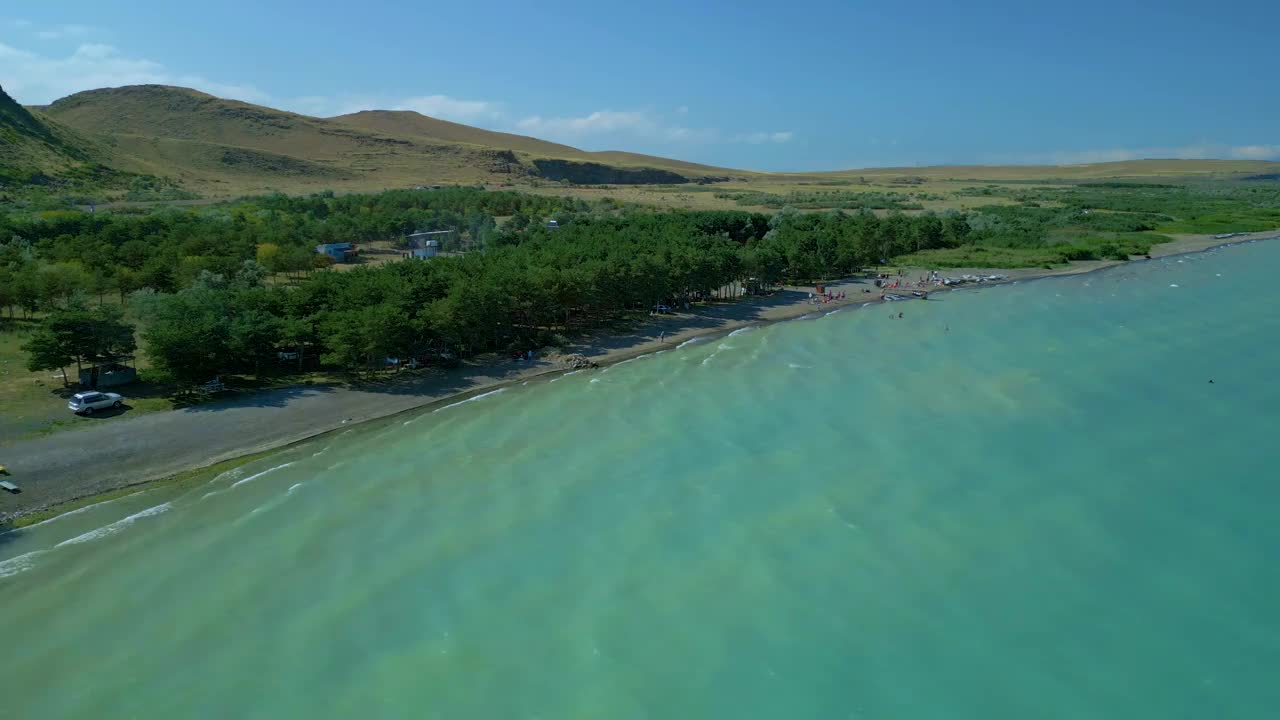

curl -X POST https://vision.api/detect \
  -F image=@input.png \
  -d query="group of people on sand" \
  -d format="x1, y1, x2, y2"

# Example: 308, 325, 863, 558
808, 290, 846, 304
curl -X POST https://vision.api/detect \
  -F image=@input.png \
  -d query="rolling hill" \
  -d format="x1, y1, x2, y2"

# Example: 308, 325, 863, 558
0, 84, 113, 184
25, 85, 739, 196
5, 83, 1279, 203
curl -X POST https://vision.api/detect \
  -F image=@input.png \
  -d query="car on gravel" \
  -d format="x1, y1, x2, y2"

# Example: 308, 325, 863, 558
68, 391, 124, 415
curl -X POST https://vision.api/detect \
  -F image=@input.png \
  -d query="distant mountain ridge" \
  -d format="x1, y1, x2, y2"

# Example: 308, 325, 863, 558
16, 84, 739, 196
5, 84, 1279, 201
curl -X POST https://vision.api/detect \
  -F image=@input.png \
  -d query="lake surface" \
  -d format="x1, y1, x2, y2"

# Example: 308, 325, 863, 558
3, 241, 1279, 719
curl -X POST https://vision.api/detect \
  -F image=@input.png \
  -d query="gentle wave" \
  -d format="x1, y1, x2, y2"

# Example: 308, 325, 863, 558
55, 502, 173, 547
287, 482, 306, 494
230, 462, 296, 488
603, 351, 657, 373
676, 337, 703, 349
728, 326, 757, 336
0, 550, 46, 579
17, 491, 144, 530
433, 388, 507, 413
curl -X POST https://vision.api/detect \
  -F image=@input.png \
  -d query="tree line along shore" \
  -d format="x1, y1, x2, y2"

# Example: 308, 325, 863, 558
2, 181, 1278, 388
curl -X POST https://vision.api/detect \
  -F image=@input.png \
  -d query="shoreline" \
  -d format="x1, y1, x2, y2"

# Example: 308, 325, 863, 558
3, 229, 1276, 530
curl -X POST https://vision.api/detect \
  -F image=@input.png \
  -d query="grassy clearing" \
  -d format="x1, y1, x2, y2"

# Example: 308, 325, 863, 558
898, 230, 1174, 268
0, 315, 348, 443
0, 321, 178, 441
897, 246, 1074, 269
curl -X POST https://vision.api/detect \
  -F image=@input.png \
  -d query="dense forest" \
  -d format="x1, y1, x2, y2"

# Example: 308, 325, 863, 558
2, 182, 1275, 384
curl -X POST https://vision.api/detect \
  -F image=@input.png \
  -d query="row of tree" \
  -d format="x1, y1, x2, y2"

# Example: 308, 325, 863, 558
115, 207, 971, 381
7, 185, 989, 384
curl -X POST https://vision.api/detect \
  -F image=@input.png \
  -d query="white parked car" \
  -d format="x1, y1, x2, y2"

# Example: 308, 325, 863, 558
68, 391, 124, 415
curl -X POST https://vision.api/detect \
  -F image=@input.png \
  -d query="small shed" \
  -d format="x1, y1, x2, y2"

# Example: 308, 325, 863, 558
408, 230, 452, 247
79, 358, 137, 389
316, 242, 357, 263
409, 240, 441, 259
406, 230, 453, 259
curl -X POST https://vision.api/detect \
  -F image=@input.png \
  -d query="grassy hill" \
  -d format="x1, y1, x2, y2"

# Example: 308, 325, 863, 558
1, 84, 98, 180
330, 110, 586, 158
0, 84, 162, 204
32, 85, 740, 196
6, 83, 1279, 204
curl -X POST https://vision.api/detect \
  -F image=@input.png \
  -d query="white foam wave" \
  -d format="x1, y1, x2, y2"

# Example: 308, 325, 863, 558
676, 337, 702, 349
433, 387, 507, 413
589, 377, 602, 384
1170, 283, 1179, 288
728, 326, 756, 336
825, 308, 844, 316
311, 445, 330, 457
788, 362, 812, 369
604, 352, 656, 373
55, 502, 173, 547
231, 462, 296, 488
287, 482, 306, 494
0, 550, 46, 579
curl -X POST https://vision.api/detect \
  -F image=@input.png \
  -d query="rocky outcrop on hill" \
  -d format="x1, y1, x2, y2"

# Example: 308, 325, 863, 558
532, 159, 689, 185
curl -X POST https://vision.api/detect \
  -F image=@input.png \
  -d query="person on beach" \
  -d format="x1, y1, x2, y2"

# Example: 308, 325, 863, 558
660, 331, 666, 343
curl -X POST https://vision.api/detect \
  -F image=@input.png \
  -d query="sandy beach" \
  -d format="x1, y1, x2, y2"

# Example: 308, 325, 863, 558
2, 229, 1274, 527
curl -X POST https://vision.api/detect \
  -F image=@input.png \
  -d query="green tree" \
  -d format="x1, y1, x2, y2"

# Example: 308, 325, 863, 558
21, 304, 137, 386
138, 289, 231, 383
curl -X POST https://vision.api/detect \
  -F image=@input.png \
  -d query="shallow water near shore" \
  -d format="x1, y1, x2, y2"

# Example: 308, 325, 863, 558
4, 242, 1280, 718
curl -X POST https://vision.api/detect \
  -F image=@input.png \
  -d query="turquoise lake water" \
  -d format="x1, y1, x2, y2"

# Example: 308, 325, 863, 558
3, 241, 1279, 719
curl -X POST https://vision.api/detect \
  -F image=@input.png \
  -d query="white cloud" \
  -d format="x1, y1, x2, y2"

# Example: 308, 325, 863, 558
35, 24, 94, 40
988, 144, 1280, 165
1228, 145, 1280, 160
0, 41, 268, 105
514, 109, 720, 146
396, 95, 501, 121
732, 131, 794, 144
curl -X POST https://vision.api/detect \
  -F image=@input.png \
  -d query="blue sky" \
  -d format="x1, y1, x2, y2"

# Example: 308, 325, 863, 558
3, 0, 1278, 170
